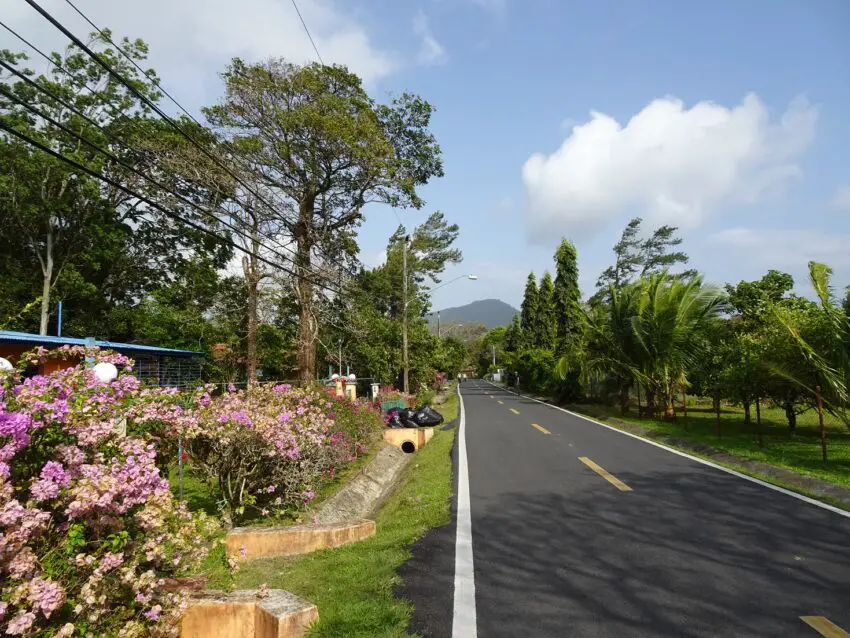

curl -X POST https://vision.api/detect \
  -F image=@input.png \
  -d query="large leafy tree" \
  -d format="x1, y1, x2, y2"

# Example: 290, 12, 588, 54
204, 59, 443, 381
0, 35, 159, 334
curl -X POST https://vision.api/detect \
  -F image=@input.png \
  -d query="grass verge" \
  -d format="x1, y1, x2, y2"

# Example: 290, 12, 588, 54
232, 424, 456, 636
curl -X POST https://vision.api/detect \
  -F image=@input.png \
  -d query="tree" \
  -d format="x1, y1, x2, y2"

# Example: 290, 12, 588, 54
0, 35, 162, 335
505, 314, 523, 353
204, 59, 443, 382
726, 270, 795, 326
639, 224, 692, 277
520, 272, 539, 346
608, 273, 727, 418
537, 271, 556, 348
592, 218, 694, 304
595, 217, 643, 295
553, 239, 581, 351
775, 262, 849, 429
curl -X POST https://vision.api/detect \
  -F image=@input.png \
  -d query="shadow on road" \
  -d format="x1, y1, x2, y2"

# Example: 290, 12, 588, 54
472, 464, 850, 637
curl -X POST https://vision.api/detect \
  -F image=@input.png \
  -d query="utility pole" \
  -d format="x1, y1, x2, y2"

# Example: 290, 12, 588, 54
402, 234, 410, 394
492, 344, 496, 367
437, 311, 441, 338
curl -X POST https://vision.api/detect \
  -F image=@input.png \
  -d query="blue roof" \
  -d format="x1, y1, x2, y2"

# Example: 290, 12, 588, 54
0, 330, 203, 357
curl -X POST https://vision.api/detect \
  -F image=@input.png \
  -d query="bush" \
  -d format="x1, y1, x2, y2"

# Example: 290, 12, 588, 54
0, 347, 217, 637
185, 385, 383, 525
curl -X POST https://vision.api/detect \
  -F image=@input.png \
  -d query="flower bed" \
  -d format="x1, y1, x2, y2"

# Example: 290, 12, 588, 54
184, 385, 385, 526
0, 347, 218, 637
0, 347, 385, 635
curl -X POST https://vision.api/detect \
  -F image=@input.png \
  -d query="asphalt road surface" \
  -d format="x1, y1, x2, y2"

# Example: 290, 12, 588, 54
402, 379, 850, 638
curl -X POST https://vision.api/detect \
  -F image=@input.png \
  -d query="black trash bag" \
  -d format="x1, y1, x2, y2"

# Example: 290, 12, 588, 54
412, 405, 444, 427
398, 408, 418, 428
387, 410, 403, 428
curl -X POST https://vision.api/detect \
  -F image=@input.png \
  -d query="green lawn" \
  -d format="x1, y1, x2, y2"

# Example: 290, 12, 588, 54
567, 401, 850, 489
231, 415, 457, 636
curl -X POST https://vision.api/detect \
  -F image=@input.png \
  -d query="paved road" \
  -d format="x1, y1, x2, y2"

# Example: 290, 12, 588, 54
402, 380, 850, 637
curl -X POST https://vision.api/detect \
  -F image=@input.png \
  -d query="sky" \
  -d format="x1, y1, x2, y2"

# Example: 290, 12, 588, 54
3, 0, 849, 310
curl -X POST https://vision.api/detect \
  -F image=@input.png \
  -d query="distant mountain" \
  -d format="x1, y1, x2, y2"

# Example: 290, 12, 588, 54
428, 299, 519, 330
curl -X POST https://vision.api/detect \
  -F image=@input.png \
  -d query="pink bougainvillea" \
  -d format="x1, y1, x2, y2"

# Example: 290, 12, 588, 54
0, 348, 219, 637
184, 384, 383, 524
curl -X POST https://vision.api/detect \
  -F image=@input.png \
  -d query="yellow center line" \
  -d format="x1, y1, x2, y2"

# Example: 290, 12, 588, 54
801, 616, 850, 637
509, 408, 520, 415
497, 400, 503, 404
578, 457, 632, 492
531, 423, 550, 435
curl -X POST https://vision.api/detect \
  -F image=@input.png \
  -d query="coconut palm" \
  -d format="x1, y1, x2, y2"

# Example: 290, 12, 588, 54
776, 261, 849, 428
559, 272, 726, 419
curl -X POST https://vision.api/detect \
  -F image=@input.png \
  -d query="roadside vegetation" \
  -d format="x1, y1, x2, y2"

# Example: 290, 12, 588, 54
231, 402, 457, 637
473, 217, 850, 492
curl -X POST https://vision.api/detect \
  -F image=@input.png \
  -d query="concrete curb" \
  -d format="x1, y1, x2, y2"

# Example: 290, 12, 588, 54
226, 518, 376, 561
181, 589, 318, 638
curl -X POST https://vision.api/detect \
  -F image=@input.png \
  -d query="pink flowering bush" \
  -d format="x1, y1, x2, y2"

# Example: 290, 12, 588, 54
185, 385, 383, 525
0, 347, 219, 637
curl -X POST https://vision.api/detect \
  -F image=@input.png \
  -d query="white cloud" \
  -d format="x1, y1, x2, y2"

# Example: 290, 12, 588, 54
413, 9, 447, 66
831, 185, 850, 211
522, 93, 818, 243
2, 0, 397, 111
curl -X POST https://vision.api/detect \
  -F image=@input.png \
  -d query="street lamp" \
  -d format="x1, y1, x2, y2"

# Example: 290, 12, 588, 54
402, 238, 477, 394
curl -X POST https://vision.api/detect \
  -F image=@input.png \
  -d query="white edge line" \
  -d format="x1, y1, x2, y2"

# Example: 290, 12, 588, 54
452, 382, 477, 637
484, 381, 850, 519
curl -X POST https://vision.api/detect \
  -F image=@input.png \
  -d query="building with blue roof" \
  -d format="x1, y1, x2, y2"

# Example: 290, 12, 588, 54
0, 330, 204, 388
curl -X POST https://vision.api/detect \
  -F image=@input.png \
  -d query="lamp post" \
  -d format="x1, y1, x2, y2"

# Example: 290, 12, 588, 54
402, 268, 478, 394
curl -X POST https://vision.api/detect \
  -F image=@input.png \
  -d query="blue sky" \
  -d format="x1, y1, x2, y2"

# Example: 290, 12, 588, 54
5, 0, 849, 310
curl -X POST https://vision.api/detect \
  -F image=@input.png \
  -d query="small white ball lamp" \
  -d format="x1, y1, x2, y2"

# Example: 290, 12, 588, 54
92, 362, 118, 383
331, 373, 340, 380
347, 373, 356, 382
0, 357, 13, 373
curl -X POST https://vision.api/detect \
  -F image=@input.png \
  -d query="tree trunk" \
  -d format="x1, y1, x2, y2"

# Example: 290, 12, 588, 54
242, 255, 259, 387
714, 394, 722, 439
39, 228, 54, 336
755, 397, 763, 448
295, 196, 317, 383
743, 399, 751, 425
784, 401, 797, 432
619, 381, 629, 416
645, 389, 657, 419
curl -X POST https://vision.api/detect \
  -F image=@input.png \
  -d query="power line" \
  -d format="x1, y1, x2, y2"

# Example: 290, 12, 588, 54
55, 0, 341, 273
289, 0, 325, 66
0, 118, 346, 298
22, 0, 299, 244
0, 18, 338, 287
0, 55, 315, 281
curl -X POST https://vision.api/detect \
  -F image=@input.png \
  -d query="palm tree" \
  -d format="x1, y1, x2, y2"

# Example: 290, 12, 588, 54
559, 272, 726, 419
777, 262, 849, 428
631, 273, 727, 418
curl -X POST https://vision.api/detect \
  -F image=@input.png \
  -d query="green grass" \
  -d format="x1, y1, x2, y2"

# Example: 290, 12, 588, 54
567, 402, 850, 489
437, 384, 459, 423
232, 425, 457, 637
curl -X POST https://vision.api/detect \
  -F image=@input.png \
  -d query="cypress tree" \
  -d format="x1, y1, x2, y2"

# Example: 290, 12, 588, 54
537, 271, 556, 348
553, 239, 581, 351
520, 272, 539, 348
